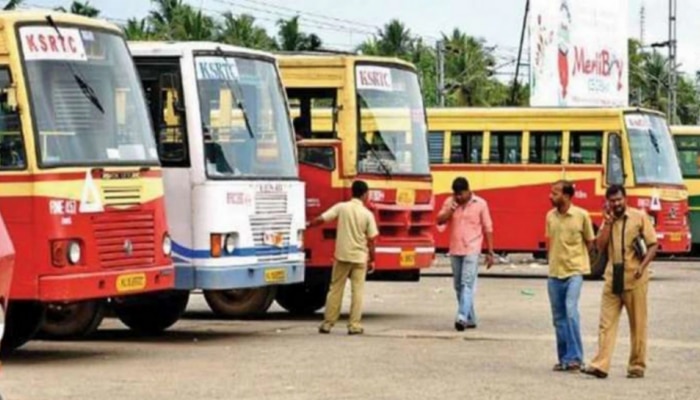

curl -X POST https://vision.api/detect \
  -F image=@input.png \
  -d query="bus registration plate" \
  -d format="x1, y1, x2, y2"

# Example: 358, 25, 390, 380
263, 231, 284, 247
265, 268, 287, 283
669, 232, 682, 242
396, 189, 415, 206
400, 250, 416, 267
116, 273, 147, 293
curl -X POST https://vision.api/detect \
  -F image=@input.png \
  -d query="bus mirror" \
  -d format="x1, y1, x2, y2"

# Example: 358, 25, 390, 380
5, 84, 17, 113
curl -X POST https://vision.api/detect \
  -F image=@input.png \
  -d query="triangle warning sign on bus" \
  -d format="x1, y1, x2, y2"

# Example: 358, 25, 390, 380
79, 170, 103, 213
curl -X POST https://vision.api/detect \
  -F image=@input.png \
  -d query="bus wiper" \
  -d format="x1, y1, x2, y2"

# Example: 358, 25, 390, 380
215, 47, 254, 139
359, 133, 392, 179
648, 129, 660, 153
45, 15, 104, 114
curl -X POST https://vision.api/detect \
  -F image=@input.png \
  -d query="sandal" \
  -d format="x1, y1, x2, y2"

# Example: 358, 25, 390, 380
627, 370, 645, 379
582, 366, 608, 379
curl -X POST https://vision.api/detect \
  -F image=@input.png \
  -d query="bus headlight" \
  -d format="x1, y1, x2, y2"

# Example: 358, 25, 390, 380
67, 241, 81, 265
162, 234, 172, 256
224, 234, 236, 254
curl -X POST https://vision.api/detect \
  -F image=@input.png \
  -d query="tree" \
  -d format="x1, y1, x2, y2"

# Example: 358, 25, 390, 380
375, 19, 414, 59
276, 16, 322, 51
123, 18, 155, 40
3, 0, 22, 10
55, 1, 100, 17
218, 12, 275, 50
441, 29, 499, 106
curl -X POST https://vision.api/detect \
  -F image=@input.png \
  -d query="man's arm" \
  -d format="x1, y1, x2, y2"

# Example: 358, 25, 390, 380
636, 214, 659, 278
436, 197, 457, 225
582, 212, 596, 253
306, 203, 340, 229
481, 202, 495, 268
596, 210, 614, 252
366, 214, 379, 272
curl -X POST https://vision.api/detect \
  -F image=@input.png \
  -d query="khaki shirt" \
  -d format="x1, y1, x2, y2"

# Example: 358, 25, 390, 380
546, 205, 595, 278
603, 207, 657, 290
321, 198, 379, 264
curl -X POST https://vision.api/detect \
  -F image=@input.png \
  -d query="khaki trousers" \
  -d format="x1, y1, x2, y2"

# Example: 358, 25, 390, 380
589, 281, 648, 374
322, 261, 366, 331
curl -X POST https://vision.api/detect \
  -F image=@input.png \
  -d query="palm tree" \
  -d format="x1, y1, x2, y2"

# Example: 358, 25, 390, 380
123, 18, 154, 40
218, 12, 275, 50
376, 19, 413, 59
56, 1, 100, 17
148, 0, 185, 39
276, 16, 322, 51
3, 0, 22, 10
441, 28, 498, 106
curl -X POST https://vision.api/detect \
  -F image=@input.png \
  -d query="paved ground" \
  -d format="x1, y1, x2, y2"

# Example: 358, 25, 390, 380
2, 258, 700, 400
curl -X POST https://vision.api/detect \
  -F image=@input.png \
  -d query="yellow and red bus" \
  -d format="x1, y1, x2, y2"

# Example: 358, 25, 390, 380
0, 11, 176, 351
276, 53, 434, 313
0, 213, 15, 356
671, 125, 700, 253
427, 107, 690, 274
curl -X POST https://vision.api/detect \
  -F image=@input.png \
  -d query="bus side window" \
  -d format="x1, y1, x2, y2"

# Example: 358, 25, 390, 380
428, 131, 444, 164
490, 132, 521, 164
135, 59, 189, 168
287, 88, 337, 139
607, 133, 624, 185
299, 146, 335, 170
529, 132, 562, 164
0, 67, 25, 170
674, 135, 700, 177
450, 132, 483, 164
570, 131, 603, 164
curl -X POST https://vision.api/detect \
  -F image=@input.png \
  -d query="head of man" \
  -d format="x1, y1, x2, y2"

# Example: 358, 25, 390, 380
451, 177, 471, 205
352, 180, 370, 202
549, 180, 575, 209
606, 184, 627, 218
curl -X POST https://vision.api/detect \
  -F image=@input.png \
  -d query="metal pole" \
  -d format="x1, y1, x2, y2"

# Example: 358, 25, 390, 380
437, 40, 446, 107
511, 0, 530, 105
668, 0, 677, 124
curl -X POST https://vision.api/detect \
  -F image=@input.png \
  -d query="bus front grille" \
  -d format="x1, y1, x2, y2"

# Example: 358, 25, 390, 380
92, 210, 156, 269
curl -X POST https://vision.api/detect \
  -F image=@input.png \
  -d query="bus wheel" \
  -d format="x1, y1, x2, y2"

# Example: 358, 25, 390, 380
113, 290, 189, 334
1, 301, 46, 355
275, 283, 328, 315
586, 247, 606, 281
39, 300, 106, 340
203, 287, 277, 318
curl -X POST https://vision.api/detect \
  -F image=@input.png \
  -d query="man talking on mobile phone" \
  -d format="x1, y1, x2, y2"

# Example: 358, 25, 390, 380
436, 177, 494, 332
583, 185, 658, 379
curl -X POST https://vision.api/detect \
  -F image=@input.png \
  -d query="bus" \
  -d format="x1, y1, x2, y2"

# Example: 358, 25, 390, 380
671, 125, 700, 253
0, 213, 15, 355
427, 107, 690, 275
0, 11, 176, 350
276, 53, 435, 314
128, 42, 305, 317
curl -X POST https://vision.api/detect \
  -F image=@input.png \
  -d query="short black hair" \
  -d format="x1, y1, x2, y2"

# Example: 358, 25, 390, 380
554, 180, 575, 198
452, 177, 469, 193
352, 180, 369, 198
606, 184, 626, 199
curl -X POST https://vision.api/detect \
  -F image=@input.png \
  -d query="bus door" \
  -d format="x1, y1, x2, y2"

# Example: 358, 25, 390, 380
605, 131, 626, 188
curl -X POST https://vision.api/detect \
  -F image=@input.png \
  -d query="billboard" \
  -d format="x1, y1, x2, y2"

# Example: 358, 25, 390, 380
529, 0, 629, 107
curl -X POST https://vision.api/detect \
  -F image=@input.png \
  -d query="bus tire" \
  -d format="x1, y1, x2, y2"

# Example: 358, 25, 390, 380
203, 287, 277, 318
39, 300, 106, 339
275, 283, 328, 315
1, 301, 45, 355
113, 290, 189, 334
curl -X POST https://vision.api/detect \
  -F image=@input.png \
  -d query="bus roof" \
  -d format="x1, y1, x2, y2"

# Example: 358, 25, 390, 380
275, 52, 416, 71
128, 41, 276, 60
0, 9, 122, 32
426, 106, 666, 119
670, 125, 700, 135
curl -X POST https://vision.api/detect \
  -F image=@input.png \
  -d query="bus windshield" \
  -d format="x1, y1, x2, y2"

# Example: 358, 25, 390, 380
355, 64, 429, 176
625, 113, 684, 185
195, 55, 296, 179
20, 25, 158, 166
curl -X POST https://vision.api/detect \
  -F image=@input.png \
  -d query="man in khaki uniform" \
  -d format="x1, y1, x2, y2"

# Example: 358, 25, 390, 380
306, 180, 378, 335
545, 180, 595, 372
584, 185, 658, 379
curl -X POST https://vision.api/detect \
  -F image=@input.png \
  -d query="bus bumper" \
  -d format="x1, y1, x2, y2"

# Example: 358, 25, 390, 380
656, 232, 691, 254
174, 262, 305, 290
38, 264, 175, 302
374, 246, 435, 270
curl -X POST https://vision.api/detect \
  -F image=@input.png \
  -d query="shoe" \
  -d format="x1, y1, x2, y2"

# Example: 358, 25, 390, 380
318, 324, 331, 334
454, 321, 466, 332
552, 363, 580, 372
465, 322, 477, 329
582, 366, 608, 379
627, 370, 645, 379
348, 328, 364, 335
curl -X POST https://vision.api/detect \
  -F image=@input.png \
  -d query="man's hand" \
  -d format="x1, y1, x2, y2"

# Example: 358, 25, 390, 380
634, 265, 646, 280
485, 252, 495, 269
367, 260, 376, 274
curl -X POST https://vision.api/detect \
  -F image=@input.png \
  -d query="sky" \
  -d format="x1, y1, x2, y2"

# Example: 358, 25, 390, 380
20, 0, 700, 78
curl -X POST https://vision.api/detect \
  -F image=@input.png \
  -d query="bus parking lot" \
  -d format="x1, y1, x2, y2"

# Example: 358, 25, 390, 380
3, 258, 700, 400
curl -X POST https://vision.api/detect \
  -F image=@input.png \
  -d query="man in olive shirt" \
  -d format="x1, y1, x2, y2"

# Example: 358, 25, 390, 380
584, 185, 657, 379
545, 180, 595, 372
306, 180, 379, 335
